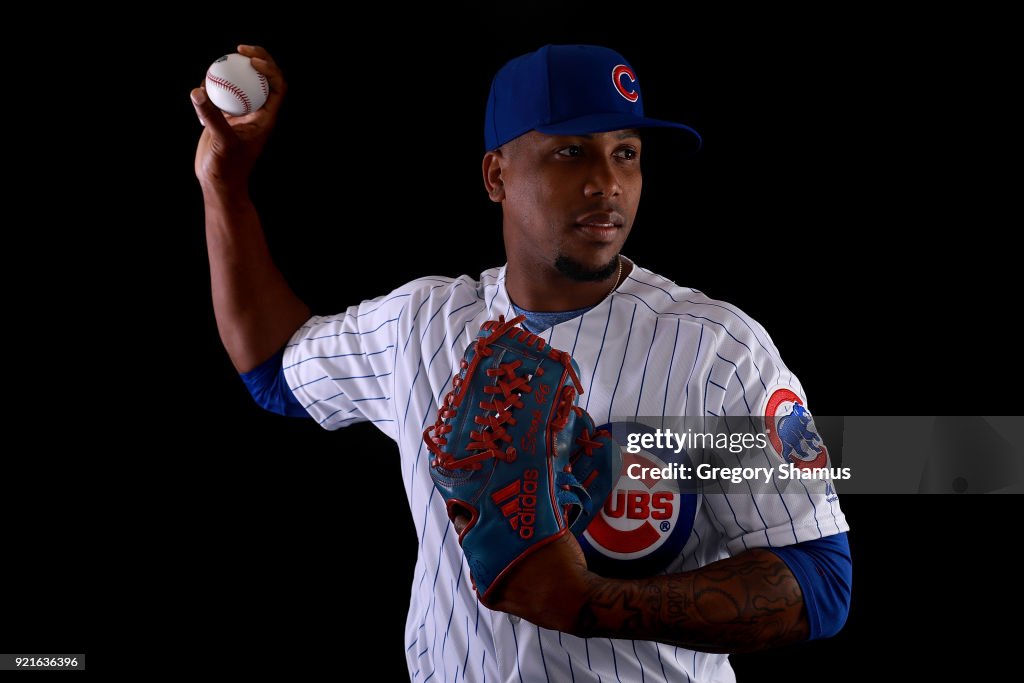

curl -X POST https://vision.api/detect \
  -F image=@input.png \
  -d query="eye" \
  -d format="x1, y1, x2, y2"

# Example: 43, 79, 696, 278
556, 144, 584, 158
614, 146, 639, 160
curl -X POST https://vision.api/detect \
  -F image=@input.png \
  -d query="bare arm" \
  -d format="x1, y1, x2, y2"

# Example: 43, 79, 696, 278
576, 548, 807, 653
191, 45, 309, 373
482, 530, 808, 653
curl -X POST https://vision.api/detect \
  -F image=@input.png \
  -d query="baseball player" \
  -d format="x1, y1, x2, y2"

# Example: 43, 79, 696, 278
191, 43, 852, 682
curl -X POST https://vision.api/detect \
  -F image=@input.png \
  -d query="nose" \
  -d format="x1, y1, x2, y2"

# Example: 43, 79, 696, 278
583, 156, 623, 198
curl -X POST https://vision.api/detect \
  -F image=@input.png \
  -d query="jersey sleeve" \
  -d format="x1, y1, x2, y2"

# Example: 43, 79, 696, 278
767, 532, 852, 640
239, 347, 309, 417
698, 316, 850, 554
281, 285, 414, 438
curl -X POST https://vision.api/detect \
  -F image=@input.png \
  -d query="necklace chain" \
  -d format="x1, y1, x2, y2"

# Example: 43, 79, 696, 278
606, 257, 623, 300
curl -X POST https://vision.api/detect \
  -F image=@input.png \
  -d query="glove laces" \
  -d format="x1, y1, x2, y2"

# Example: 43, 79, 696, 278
424, 315, 585, 471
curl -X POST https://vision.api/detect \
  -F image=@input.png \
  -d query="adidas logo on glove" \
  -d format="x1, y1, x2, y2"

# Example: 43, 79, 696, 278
491, 470, 540, 539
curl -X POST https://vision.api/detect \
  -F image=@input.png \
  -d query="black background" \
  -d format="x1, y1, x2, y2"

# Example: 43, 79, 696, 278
8, 3, 1017, 677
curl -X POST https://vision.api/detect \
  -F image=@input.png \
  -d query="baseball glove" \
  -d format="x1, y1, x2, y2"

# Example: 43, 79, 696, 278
424, 315, 620, 606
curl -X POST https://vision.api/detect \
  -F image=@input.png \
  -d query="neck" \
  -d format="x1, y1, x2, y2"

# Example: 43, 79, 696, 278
505, 257, 630, 312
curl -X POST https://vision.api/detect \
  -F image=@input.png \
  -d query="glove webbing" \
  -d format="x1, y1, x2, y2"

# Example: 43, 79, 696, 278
423, 315, 585, 471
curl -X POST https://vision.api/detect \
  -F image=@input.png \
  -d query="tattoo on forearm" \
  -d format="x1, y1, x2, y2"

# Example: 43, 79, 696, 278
577, 550, 808, 653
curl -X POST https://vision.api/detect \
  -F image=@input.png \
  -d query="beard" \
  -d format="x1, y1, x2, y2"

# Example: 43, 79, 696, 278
554, 254, 620, 282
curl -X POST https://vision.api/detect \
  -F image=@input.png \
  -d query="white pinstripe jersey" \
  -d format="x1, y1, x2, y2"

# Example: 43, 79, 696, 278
283, 258, 849, 683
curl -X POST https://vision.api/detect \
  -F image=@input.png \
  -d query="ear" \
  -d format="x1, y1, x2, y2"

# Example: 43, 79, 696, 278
482, 150, 506, 203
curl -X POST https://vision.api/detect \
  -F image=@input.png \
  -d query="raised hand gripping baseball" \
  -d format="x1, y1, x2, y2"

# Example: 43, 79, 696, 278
191, 45, 287, 192
424, 315, 620, 614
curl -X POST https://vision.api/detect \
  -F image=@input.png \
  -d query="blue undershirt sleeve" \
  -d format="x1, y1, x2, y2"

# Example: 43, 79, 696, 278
766, 532, 852, 640
238, 347, 309, 418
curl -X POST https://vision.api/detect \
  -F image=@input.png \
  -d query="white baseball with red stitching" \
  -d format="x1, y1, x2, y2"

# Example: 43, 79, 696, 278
205, 53, 269, 116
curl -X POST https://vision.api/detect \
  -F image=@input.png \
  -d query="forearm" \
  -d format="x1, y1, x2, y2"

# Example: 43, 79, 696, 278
203, 187, 310, 373
576, 549, 808, 653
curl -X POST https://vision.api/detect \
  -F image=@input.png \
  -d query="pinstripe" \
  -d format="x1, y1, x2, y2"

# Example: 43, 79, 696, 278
571, 314, 585, 356
296, 291, 411, 330
557, 631, 576, 683
442, 564, 465, 661
610, 639, 622, 683
536, 626, 552, 683
287, 315, 400, 348
401, 287, 469, 431
631, 640, 646, 683
292, 374, 328, 390
655, 643, 668, 683
510, 619, 524, 683
662, 320, 682, 427
584, 298, 616, 412
607, 303, 638, 422
635, 316, 659, 418
463, 616, 471, 680
402, 285, 448, 353
798, 479, 823, 538
719, 401, 772, 544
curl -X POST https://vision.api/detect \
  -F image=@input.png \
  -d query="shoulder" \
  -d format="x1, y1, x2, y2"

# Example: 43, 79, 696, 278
621, 263, 779, 356
372, 268, 498, 311
295, 270, 495, 338
361, 269, 501, 340
621, 262, 804, 410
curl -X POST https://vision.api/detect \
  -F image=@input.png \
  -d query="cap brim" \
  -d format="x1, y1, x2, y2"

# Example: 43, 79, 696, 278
535, 113, 702, 153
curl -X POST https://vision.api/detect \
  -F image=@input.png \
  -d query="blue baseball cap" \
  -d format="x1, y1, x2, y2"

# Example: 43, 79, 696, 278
484, 44, 702, 152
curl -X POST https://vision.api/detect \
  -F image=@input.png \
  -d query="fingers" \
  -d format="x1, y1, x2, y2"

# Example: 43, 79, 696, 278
190, 86, 233, 139
452, 512, 470, 535
237, 43, 275, 63
237, 44, 287, 115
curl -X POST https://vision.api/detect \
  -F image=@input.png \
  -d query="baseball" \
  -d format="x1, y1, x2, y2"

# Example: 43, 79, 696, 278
205, 53, 269, 116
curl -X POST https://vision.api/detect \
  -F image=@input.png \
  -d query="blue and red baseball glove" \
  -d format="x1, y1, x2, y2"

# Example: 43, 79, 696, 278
424, 315, 620, 606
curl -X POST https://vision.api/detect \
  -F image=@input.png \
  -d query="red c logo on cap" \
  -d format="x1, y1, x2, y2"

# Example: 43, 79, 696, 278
612, 65, 639, 102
